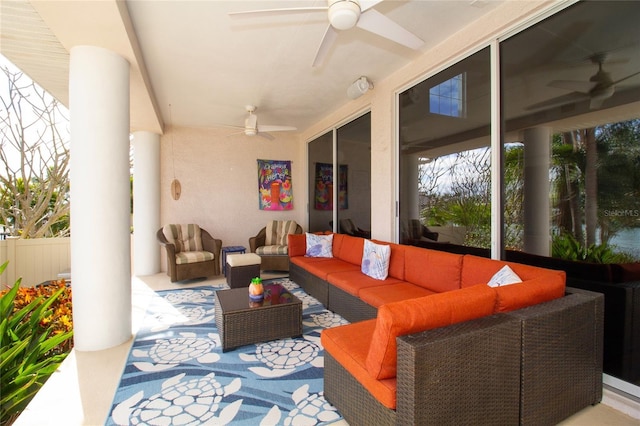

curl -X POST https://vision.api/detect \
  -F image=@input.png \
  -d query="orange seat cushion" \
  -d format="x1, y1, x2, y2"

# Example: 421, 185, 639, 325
290, 255, 335, 268
321, 320, 398, 409
365, 284, 497, 380
301, 258, 360, 280
359, 282, 436, 308
327, 270, 401, 297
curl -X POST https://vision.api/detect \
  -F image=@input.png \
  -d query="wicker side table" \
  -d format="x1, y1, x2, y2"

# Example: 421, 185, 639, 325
214, 284, 302, 352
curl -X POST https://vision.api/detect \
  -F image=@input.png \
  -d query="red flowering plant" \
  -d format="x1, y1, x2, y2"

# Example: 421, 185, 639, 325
0, 261, 74, 425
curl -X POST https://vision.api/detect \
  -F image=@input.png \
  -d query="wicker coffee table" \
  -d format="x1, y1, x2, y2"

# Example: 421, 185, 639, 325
214, 283, 302, 352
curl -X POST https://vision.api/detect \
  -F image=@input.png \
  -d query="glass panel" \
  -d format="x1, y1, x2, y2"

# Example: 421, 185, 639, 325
399, 48, 491, 248
336, 113, 371, 238
308, 131, 333, 233
429, 74, 465, 118
501, 1, 640, 386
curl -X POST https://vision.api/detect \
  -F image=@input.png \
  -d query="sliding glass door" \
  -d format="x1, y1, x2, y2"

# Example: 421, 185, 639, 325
308, 131, 333, 233
398, 48, 491, 248
397, 0, 639, 392
308, 113, 371, 235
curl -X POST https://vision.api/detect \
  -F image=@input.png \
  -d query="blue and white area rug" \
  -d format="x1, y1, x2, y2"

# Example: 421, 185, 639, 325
106, 278, 348, 425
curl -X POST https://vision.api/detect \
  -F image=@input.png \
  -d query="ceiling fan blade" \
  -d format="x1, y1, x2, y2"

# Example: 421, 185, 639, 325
225, 129, 246, 137
526, 91, 589, 111
312, 24, 338, 67
257, 124, 297, 132
229, 6, 327, 18
359, 0, 384, 13
548, 80, 596, 94
356, 8, 424, 50
258, 132, 275, 141
610, 70, 640, 86
214, 123, 244, 131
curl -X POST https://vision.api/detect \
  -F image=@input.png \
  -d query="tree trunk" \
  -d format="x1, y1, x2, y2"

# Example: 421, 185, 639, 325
584, 128, 598, 246
562, 132, 584, 243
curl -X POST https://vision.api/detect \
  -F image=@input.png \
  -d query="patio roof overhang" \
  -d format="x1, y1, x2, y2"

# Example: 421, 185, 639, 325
1, 0, 163, 134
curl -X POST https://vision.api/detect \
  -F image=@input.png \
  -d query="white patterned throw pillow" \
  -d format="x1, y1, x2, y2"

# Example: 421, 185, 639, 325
487, 265, 522, 287
305, 233, 333, 258
361, 239, 391, 280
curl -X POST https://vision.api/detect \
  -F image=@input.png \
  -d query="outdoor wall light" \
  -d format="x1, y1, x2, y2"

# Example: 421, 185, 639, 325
347, 76, 373, 100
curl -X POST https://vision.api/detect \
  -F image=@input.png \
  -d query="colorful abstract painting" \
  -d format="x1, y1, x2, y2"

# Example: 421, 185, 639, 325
314, 163, 348, 210
257, 159, 293, 210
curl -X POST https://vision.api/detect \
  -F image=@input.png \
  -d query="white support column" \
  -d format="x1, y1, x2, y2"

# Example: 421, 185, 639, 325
400, 153, 420, 219
523, 126, 551, 256
490, 40, 504, 260
69, 46, 131, 351
132, 131, 160, 275
399, 153, 419, 241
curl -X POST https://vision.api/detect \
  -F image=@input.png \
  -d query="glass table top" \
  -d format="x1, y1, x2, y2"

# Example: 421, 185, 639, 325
216, 283, 298, 311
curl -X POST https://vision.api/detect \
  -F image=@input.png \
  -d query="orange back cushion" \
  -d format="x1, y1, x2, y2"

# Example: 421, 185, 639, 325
288, 233, 307, 257
461, 255, 562, 287
403, 246, 463, 292
493, 273, 565, 312
460, 255, 566, 312
334, 234, 365, 265
371, 240, 406, 280
365, 284, 496, 380
331, 233, 345, 258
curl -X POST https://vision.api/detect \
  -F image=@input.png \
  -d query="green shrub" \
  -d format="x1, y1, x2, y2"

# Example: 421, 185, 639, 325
552, 233, 636, 263
0, 261, 74, 426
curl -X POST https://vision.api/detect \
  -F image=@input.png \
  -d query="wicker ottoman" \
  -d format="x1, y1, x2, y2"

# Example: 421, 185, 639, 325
226, 253, 261, 288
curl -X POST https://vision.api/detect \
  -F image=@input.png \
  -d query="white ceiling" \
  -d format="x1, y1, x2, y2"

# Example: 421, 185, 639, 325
1, 0, 503, 135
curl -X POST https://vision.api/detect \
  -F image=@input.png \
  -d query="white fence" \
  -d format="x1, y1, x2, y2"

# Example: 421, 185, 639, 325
0, 237, 71, 288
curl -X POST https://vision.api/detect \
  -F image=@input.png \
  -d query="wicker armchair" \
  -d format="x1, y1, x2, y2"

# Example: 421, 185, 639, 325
157, 224, 222, 282
249, 220, 303, 271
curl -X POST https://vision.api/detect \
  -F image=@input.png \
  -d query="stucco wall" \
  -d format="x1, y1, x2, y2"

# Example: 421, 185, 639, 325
159, 125, 305, 266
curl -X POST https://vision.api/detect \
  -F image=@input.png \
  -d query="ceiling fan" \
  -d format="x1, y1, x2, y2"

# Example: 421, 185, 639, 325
226, 105, 297, 140
229, 0, 424, 67
528, 53, 640, 110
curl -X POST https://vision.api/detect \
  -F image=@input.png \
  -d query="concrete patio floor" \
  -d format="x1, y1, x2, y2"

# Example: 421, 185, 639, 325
13, 272, 640, 425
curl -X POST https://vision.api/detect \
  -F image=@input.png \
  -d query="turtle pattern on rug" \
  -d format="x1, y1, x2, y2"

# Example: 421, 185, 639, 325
106, 278, 348, 425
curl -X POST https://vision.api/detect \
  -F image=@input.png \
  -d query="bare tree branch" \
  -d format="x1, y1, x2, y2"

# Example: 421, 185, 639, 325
1, 65, 70, 238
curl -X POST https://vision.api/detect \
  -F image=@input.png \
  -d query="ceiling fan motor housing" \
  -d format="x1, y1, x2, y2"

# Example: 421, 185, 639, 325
328, 0, 361, 30
589, 65, 615, 100
244, 112, 258, 136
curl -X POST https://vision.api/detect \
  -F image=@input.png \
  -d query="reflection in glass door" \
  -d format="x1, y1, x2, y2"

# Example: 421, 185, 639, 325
308, 131, 333, 233
336, 113, 371, 237
398, 48, 491, 248
308, 113, 371, 236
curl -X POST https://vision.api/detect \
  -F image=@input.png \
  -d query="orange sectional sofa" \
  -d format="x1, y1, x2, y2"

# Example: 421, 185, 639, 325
288, 233, 604, 425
